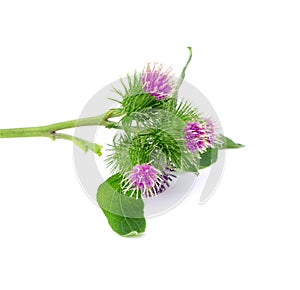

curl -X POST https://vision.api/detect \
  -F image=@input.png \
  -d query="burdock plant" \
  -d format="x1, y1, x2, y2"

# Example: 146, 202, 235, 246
0, 48, 243, 237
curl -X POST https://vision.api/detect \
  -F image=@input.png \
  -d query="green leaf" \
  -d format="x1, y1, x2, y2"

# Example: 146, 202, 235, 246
180, 152, 200, 174
219, 135, 244, 149
97, 173, 146, 237
198, 148, 218, 169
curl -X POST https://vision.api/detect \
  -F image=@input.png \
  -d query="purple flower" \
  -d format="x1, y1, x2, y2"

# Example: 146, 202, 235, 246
184, 119, 215, 153
123, 163, 159, 198
142, 63, 175, 100
129, 163, 158, 190
123, 163, 177, 199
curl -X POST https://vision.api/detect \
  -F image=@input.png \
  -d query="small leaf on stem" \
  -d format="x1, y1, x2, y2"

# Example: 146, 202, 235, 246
219, 135, 245, 149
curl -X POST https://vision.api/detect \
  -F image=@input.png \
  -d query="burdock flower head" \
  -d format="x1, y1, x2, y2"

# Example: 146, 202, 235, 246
123, 163, 177, 199
142, 63, 175, 100
123, 163, 160, 198
184, 119, 215, 153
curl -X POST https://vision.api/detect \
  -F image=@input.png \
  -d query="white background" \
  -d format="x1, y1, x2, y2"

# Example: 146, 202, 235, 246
0, 1, 299, 289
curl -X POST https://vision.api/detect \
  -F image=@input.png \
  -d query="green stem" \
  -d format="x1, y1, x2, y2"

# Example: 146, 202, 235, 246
0, 109, 122, 139
53, 133, 103, 156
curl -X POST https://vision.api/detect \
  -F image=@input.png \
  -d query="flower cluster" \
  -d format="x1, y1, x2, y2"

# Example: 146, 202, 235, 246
123, 163, 177, 199
142, 63, 175, 100
120, 65, 217, 199
0, 47, 243, 237
183, 119, 215, 153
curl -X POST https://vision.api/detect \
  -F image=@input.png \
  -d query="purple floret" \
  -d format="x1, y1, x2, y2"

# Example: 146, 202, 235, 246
129, 163, 158, 191
184, 120, 215, 153
142, 63, 175, 100
123, 163, 177, 199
